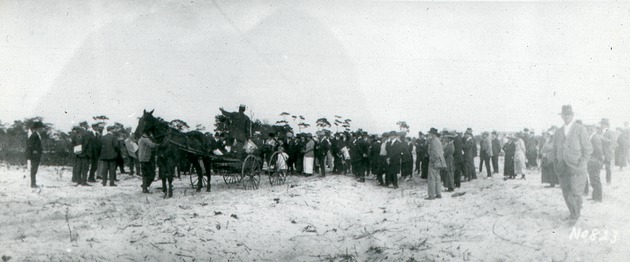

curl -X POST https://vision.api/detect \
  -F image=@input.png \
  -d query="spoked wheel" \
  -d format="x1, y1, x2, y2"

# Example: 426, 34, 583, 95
188, 165, 208, 189
268, 152, 288, 186
220, 162, 242, 185
241, 155, 261, 190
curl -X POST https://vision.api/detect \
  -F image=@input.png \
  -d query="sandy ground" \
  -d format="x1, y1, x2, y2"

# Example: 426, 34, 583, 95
1, 161, 629, 262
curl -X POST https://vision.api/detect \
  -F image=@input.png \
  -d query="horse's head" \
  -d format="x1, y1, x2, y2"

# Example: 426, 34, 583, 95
134, 109, 155, 139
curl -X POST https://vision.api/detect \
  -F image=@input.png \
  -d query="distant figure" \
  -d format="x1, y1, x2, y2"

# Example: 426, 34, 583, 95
479, 131, 493, 178
599, 118, 615, 184
514, 134, 527, 179
462, 130, 476, 181
99, 126, 120, 187
72, 124, 93, 186
452, 132, 465, 188
491, 131, 501, 174
219, 104, 251, 155
614, 127, 628, 170
25, 121, 44, 188
302, 133, 315, 176
385, 131, 404, 189
138, 130, 160, 193
442, 133, 455, 192
502, 135, 516, 179
552, 105, 592, 222
586, 126, 604, 202
540, 132, 558, 187
426, 128, 444, 200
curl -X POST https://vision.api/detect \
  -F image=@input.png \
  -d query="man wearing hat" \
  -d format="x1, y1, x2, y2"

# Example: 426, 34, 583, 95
462, 129, 477, 181
88, 122, 103, 182
25, 121, 45, 188
385, 131, 404, 188
426, 128, 445, 199
72, 124, 93, 186
552, 105, 592, 221
479, 131, 493, 178
220, 104, 252, 156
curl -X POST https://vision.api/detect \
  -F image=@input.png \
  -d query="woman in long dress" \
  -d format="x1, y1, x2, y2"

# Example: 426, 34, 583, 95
615, 129, 629, 170
503, 136, 516, 179
514, 134, 527, 179
540, 133, 558, 187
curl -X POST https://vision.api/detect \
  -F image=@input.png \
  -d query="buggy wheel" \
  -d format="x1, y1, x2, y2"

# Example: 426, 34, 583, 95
268, 152, 287, 186
242, 155, 261, 190
188, 164, 208, 189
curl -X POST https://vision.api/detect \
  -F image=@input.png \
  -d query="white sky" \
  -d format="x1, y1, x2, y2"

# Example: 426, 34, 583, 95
1, 1, 629, 135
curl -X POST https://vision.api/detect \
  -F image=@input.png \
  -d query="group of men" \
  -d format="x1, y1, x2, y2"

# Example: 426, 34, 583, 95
68, 122, 139, 187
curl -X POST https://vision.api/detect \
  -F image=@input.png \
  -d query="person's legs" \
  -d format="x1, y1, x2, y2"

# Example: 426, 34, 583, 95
558, 175, 575, 218
483, 156, 492, 177
589, 169, 602, 201
30, 159, 39, 187
492, 155, 499, 173
427, 167, 436, 198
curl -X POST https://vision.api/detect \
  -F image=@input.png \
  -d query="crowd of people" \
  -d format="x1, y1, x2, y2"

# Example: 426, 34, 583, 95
24, 104, 630, 221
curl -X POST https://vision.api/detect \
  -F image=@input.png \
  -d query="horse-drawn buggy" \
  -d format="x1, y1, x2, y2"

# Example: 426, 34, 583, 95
134, 109, 288, 198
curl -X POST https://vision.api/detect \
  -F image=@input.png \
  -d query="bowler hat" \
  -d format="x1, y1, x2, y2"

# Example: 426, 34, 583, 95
429, 127, 439, 135
559, 105, 574, 115
600, 118, 610, 126
31, 121, 44, 129
388, 131, 397, 137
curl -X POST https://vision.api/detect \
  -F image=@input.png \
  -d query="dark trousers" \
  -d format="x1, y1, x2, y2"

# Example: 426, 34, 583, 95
415, 154, 421, 173
420, 157, 429, 179
30, 159, 40, 187
491, 155, 499, 173
376, 156, 387, 184
296, 154, 304, 174
604, 160, 612, 184
73, 157, 90, 184
332, 155, 342, 174
464, 158, 476, 180
116, 155, 126, 173
401, 160, 413, 177
100, 160, 117, 185
88, 158, 98, 180
316, 156, 326, 176
128, 156, 140, 176
386, 160, 400, 187
453, 161, 464, 187
141, 160, 156, 189
479, 155, 492, 177
588, 160, 603, 201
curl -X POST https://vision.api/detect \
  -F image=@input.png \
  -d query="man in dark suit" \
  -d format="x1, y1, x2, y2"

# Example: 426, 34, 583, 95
386, 131, 404, 189
25, 121, 44, 188
87, 123, 102, 182
99, 126, 120, 186
552, 105, 593, 222
491, 131, 501, 174
452, 132, 465, 187
354, 132, 370, 182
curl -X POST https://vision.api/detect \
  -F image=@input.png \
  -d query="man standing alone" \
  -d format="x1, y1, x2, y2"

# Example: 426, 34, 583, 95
552, 105, 592, 222
25, 121, 44, 188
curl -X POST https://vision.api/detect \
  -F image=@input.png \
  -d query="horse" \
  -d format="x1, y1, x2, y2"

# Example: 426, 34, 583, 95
134, 109, 212, 197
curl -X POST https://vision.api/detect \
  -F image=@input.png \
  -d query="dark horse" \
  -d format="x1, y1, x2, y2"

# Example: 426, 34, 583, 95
134, 110, 212, 197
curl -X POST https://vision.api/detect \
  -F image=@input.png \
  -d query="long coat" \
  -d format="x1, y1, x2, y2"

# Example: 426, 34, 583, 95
514, 138, 527, 174
25, 132, 42, 162
444, 141, 455, 172
428, 136, 445, 168
99, 133, 120, 160
552, 122, 593, 177
503, 140, 515, 176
